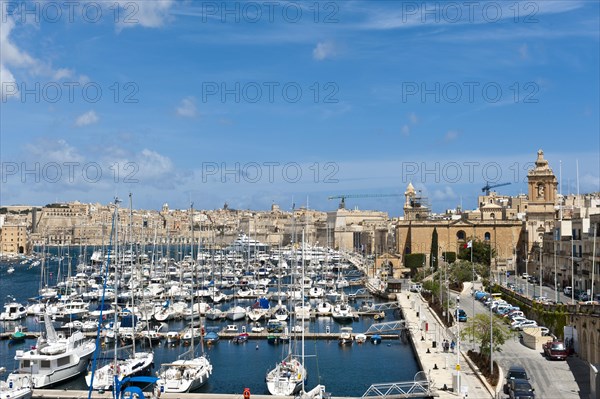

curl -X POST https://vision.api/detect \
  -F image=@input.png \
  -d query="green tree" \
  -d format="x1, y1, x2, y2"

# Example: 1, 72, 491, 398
449, 260, 477, 283
458, 238, 496, 266
460, 313, 510, 358
430, 228, 439, 271
405, 253, 426, 277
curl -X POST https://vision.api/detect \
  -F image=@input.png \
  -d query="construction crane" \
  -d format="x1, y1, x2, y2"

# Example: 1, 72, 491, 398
327, 194, 402, 209
481, 182, 511, 195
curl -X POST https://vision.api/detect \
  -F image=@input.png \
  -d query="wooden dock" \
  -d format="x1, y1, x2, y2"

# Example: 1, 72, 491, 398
32, 390, 359, 399
1, 330, 399, 342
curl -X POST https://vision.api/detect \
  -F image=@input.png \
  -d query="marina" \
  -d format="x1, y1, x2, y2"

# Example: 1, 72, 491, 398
0, 241, 421, 398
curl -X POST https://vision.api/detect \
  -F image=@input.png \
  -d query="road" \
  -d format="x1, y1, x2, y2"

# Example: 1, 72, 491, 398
458, 282, 591, 399
500, 275, 573, 303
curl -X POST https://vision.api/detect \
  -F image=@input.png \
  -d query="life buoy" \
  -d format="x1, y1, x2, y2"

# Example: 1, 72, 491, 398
243, 387, 251, 399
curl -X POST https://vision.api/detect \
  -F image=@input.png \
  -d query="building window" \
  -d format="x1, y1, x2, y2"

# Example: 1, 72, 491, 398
484, 232, 491, 241
456, 230, 466, 241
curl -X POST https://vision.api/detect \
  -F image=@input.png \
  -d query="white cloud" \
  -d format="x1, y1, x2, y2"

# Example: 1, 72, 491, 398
409, 112, 419, 125
176, 96, 198, 118
401, 124, 410, 137
24, 138, 85, 165
53, 68, 75, 80
0, 15, 77, 89
115, 0, 175, 29
519, 44, 529, 60
75, 111, 99, 127
360, 0, 585, 30
400, 112, 419, 137
0, 63, 19, 100
432, 186, 458, 201
444, 130, 459, 142
313, 41, 337, 61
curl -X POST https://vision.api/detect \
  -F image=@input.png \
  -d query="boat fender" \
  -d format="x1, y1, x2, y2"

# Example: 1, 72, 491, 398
243, 387, 251, 399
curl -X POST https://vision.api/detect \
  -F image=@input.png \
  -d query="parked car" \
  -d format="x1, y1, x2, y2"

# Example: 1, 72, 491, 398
512, 320, 538, 330
409, 284, 422, 293
504, 365, 529, 394
521, 273, 529, 279
510, 317, 527, 326
543, 340, 568, 360
507, 379, 535, 399
455, 309, 467, 322
505, 310, 524, 320
563, 286, 572, 295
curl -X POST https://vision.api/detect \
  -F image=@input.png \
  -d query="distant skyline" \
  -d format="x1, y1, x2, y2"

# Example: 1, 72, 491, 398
1, 0, 599, 215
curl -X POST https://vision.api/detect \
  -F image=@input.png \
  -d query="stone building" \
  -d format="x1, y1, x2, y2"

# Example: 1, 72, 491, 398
542, 206, 600, 294
395, 150, 565, 277
0, 224, 28, 254
318, 207, 393, 254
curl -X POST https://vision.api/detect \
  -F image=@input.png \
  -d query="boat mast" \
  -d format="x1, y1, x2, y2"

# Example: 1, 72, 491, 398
301, 228, 306, 394
129, 193, 137, 355
190, 202, 195, 356
113, 198, 121, 387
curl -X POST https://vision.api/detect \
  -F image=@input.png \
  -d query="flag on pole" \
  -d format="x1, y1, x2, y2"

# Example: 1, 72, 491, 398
467, 240, 472, 248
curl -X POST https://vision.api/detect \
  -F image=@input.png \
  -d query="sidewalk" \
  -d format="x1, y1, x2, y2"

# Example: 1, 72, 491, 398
397, 287, 494, 399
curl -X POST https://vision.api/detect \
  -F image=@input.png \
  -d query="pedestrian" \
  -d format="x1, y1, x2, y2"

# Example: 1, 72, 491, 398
450, 340, 455, 352
443, 339, 448, 353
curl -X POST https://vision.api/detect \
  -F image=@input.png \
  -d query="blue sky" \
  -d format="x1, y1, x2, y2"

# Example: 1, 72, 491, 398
1, 0, 599, 215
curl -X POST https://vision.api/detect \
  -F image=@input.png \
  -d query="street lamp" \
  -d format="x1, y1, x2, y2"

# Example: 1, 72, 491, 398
456, 294, 461, 394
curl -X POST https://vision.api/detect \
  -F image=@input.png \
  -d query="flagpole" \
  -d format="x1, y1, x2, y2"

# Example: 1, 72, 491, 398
469, 239, 474, 346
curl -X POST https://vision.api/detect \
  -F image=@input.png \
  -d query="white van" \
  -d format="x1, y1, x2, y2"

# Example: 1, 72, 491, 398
410, 284, 423, 293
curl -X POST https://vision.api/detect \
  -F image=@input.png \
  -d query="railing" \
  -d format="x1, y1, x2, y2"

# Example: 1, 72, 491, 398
362, 372, 433, 399
364, 320, 417, 334
369, 302, 400, 311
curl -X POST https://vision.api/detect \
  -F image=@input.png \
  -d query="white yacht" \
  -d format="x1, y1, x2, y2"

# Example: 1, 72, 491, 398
8, 314, 95, 388
1, 367, 31, 399
0, 302, 26, 321
331, 296, 355, 324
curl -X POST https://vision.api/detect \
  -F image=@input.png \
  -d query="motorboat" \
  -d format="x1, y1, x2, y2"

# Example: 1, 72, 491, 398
338, 327, 353, 346
8, 314, 96, 388
331, 297, 355, 324
354, 333, 367, 344
0, 302, 26, 321
0, 367, 31, 399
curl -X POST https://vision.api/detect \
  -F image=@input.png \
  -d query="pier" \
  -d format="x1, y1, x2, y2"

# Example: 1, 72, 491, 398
396, 288, 495, 399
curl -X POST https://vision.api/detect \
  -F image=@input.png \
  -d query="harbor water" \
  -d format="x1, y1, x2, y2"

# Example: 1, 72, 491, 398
0, 249, 420, 397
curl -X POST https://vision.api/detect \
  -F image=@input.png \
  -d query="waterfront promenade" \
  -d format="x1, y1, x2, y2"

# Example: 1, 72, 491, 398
397, 287, 495, 399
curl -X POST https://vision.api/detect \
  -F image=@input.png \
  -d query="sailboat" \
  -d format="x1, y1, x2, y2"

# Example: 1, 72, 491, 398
265, 229, 307, 396
157, 203, 213, 393
86, 197, 154, 391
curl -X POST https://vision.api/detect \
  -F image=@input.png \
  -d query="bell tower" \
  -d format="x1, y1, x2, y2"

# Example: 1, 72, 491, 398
527, 149, 558, 216
524, 149, 558, 274
403, 182, 429, 221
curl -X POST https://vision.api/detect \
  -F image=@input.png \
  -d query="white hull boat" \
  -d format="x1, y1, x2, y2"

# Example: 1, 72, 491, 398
8, 316, 95, 388
157, 356, 212, 393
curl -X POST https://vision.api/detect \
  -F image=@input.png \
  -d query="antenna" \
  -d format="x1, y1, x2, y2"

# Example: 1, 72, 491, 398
559, 160, 563, 221
576, 159, 580, 209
